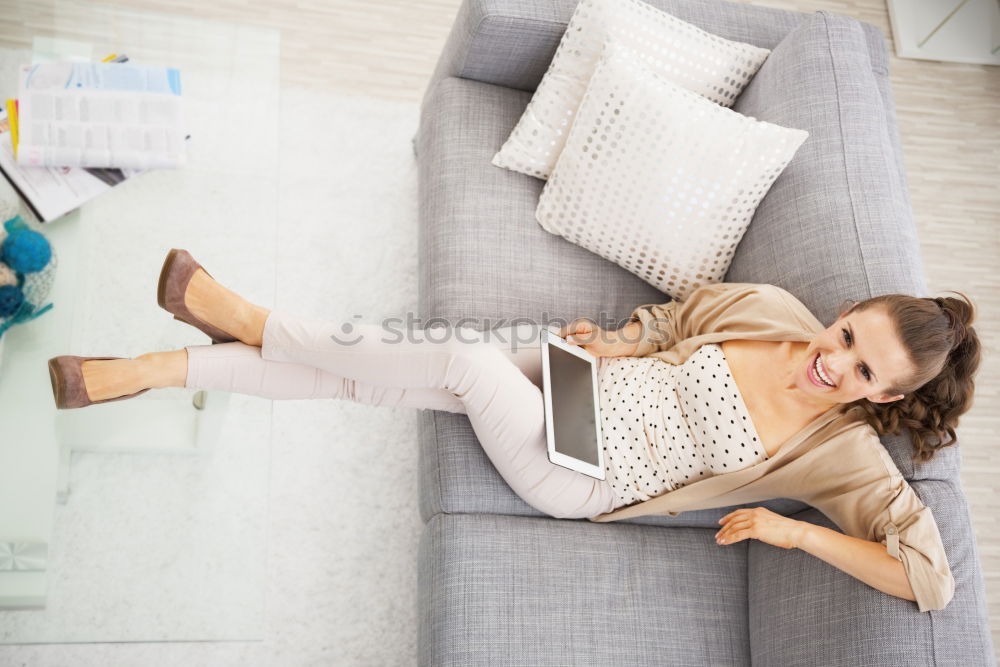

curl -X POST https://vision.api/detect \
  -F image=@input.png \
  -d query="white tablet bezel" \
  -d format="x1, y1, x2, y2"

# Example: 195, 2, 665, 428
539, 327, 606, 480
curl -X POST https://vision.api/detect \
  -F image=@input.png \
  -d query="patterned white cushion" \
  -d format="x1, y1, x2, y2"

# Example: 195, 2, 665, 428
535, 40, 809, 301
491, 0, 771, 181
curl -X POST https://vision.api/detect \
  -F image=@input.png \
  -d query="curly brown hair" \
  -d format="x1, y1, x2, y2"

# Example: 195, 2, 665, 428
839, 291, 981, 463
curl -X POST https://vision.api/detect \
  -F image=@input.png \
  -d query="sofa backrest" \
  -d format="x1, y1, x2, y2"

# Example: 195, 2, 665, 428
420, 0, 890, 106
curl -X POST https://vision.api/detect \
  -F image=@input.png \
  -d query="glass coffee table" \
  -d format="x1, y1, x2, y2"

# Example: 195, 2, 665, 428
0, 0, 279, 643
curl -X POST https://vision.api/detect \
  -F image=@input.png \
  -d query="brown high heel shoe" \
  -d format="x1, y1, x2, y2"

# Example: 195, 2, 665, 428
157, 248, 238, 344
48, 356, 150, 409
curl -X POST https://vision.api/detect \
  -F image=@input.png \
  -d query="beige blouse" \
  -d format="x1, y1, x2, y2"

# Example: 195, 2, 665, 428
585, 282, 956, 613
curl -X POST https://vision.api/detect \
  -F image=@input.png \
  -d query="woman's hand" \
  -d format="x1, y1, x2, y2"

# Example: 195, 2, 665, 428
715, 507, 807, 550
558, 319, 641, 358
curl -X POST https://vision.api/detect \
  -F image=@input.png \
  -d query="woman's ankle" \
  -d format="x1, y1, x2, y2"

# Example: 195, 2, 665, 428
136, 349, 188, 388
242, 305, 269, 347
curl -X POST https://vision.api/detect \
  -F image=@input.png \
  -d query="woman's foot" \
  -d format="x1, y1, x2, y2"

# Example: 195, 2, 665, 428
80, 350, 189, 402
182, 269, 270, 347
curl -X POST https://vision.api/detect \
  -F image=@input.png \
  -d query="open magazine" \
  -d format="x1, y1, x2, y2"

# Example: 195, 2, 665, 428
14, 61, 185, 169
0, 101, 145, 223
0, 56, 189, 223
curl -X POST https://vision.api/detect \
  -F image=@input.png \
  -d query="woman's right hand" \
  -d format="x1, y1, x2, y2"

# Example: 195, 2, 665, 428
557, 318, 641, 358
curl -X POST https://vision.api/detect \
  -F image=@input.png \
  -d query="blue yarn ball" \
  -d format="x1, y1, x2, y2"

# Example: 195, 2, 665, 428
0, 284, 24, 318
2, 228, 52, 273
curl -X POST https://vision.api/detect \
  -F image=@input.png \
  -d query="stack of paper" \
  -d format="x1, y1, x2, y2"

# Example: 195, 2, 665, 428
10, 61, 185, 169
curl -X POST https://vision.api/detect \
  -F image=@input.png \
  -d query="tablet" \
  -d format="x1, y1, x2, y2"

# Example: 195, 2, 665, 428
539, 327, 606, 480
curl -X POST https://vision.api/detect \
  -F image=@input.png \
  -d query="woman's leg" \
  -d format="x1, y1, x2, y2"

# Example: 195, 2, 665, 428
182, 320, 546, 412
184, 341, 469, 413
183, 314, 622, 519
169, 267, 623, 518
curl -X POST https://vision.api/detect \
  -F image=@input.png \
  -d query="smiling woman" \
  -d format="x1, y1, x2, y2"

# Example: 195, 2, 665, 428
832, 291, 981, 463
579, 281, 976, 611
699, 289, 980, 465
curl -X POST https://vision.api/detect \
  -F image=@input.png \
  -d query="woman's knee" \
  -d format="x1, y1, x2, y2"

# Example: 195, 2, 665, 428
539, 482, 619, 520
443, 344, 523, 392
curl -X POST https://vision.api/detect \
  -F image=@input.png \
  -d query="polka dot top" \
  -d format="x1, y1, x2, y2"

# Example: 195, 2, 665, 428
597, 343, 770, 508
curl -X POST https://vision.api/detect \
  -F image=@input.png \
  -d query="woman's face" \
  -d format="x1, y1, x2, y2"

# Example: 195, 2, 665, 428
793, 304, 914, 405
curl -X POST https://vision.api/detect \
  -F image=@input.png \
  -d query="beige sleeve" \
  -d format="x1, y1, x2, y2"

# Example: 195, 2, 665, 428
627, 282, 790, 357
803, 434, 956, 612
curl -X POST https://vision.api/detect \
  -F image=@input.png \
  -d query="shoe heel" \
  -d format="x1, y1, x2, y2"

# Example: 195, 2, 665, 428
156, 248, 181, 311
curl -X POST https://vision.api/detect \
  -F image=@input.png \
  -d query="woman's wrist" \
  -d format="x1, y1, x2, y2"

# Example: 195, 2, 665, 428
619, 320, 642, 356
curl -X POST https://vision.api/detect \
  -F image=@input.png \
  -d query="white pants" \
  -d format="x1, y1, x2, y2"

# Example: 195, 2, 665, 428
184, 311, 627, 519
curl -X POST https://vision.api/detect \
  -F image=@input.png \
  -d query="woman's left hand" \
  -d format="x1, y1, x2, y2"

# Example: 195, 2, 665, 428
715, 507, 806, 550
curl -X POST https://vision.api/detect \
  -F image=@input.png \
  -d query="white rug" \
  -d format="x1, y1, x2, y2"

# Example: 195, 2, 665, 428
1, 88, 423, 665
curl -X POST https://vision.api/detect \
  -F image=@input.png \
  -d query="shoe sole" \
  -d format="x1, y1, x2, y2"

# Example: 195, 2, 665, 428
156, 247, 181, 312
48, 357, 66, 409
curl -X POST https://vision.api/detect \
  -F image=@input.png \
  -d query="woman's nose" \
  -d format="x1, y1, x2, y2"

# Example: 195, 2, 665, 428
826, 352, 850, 384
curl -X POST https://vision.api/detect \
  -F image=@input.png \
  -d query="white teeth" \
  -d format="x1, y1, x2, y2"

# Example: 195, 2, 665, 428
814, 354, 835, 387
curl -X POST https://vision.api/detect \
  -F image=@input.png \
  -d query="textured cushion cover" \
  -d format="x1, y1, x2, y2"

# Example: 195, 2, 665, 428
748, 485, 994, 666
490, 0, 770, 180
418, 512, 752, 666
536, 39, 807, 301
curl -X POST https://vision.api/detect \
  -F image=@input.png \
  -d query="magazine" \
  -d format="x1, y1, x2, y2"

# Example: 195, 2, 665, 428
0, 101, 138, 223
14, 61, 186, 170
0, 56, 189, 223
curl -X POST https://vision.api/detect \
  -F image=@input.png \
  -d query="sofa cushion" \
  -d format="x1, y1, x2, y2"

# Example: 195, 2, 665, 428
418, 512, 752, 666
416, 75, 669, 328
747, 481, 995, 665
490, 0, 771, 180
535, 38, 808, 301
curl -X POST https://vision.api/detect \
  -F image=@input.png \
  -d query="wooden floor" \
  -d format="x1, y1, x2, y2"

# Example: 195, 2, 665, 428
55, 0, 1000, 653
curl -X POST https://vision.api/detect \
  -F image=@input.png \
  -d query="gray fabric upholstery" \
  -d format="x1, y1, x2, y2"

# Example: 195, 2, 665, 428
750, 484, 995, 667
414, 0, 995, 664
418, 512, 752, 666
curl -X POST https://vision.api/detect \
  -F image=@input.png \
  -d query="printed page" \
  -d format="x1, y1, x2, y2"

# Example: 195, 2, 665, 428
0, 103, 113, 223
15, 62, 185, 170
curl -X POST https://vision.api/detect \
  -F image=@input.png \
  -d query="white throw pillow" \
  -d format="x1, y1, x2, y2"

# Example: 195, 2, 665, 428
491, 0, 771, 181
535, 40, 808, 301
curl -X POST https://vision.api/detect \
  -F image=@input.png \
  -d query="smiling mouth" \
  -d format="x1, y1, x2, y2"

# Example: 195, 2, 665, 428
809, 352, 836, 388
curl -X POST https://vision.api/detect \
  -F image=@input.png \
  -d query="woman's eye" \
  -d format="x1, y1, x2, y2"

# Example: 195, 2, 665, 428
843, 328, 871, 381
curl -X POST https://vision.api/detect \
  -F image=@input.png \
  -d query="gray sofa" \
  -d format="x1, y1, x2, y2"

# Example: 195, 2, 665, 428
412, 0, 996, 664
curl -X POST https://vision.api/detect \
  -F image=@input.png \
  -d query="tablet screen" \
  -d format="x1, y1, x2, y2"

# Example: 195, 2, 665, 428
546, 342, 600, 466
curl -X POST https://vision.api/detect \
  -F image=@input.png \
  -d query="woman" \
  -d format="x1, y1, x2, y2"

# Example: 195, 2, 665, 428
48, 248, 980, 612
